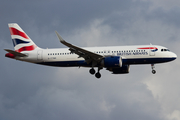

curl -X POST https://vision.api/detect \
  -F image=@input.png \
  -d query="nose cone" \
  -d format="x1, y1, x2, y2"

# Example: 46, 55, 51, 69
170, 52, 177, 60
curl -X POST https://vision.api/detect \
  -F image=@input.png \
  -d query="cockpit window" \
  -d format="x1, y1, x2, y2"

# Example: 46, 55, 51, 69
161, 49, 170, 52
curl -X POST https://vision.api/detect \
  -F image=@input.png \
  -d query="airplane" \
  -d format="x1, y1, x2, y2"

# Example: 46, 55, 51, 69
5, 23, 177, 78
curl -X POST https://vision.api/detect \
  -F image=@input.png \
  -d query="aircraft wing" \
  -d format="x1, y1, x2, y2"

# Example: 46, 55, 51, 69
55, 31, 103, 64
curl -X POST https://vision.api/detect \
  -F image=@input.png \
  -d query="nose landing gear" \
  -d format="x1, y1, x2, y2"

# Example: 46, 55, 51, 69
151, 64, 156, 74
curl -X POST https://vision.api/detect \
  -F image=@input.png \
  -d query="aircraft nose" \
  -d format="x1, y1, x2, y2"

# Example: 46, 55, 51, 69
170, 52, 177, 60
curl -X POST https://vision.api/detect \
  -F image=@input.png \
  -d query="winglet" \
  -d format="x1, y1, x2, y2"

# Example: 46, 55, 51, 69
55, 31, 65, 43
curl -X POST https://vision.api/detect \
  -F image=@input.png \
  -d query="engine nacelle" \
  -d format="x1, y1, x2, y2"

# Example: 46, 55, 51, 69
111, 65, 130, 74
101, 56, 122, 68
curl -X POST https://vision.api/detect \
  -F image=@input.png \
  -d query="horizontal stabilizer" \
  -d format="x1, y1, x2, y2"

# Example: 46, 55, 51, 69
4, 49, 27, 57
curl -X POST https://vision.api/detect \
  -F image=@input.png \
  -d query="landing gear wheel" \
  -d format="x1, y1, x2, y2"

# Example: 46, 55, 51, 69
152, 70, 156, 74
95, 72, 101, 78
89, 68, 96, 75
151, 64, 156, 74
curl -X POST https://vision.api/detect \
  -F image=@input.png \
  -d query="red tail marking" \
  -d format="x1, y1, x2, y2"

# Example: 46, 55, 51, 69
16, 45, 37, 53
5, 53, 15, 58
9, 27, 29, 39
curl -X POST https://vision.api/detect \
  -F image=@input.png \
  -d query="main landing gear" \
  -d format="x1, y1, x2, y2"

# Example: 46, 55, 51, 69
151, 64, 156, 74
89, 68, 95, 74
89, 67, 102, 79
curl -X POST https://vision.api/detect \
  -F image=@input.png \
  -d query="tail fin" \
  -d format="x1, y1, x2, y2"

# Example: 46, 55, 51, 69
8, 23, 39, 53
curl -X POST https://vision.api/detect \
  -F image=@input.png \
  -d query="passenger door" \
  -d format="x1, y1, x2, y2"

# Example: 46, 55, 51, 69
149, 46, 155, 56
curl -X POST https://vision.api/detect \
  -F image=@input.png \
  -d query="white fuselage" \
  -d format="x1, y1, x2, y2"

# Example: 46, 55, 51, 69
16, 45, 177, 67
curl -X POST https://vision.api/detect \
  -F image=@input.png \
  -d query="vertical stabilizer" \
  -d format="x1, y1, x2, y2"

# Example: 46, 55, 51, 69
8, 23, 39, 52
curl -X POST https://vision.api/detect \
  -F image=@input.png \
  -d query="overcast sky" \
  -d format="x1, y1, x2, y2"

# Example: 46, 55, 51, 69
1, 0, 180, 120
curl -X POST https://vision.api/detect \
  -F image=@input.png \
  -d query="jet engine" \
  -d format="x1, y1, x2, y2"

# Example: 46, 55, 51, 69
101, 56, 122, 68
111, 65, 130, 74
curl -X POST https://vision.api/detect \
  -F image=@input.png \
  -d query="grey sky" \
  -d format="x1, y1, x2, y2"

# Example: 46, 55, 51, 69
0, 0, 180, 120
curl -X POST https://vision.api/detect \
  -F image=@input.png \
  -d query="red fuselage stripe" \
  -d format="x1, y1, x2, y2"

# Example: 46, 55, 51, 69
138, 47, 158, 49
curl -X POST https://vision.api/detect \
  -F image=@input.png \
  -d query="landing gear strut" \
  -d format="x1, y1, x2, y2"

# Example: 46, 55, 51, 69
89, 61, 103, 79
151, 64, 156, 74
